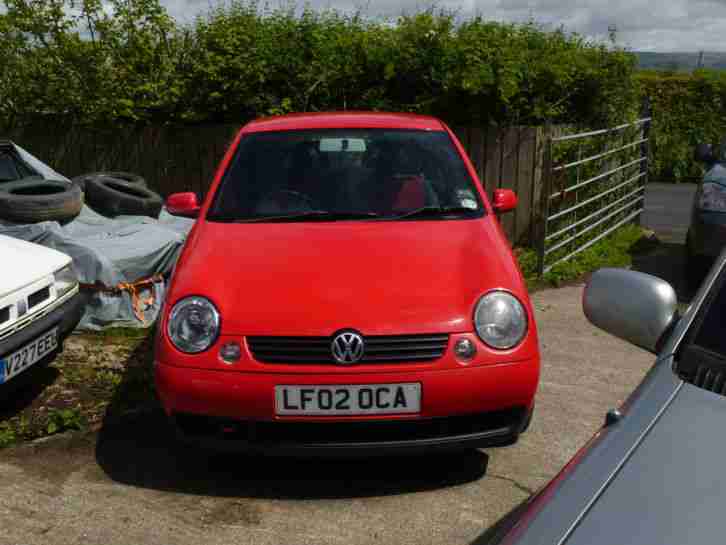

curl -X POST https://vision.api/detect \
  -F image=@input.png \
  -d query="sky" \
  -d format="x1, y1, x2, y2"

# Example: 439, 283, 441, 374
159, 0, 726, 52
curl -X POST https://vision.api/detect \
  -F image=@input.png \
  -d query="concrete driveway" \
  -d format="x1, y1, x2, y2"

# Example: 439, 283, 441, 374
0, 286, 653, 545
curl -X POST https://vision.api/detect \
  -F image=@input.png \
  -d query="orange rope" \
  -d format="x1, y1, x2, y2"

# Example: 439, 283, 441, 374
80, 274, 164, 323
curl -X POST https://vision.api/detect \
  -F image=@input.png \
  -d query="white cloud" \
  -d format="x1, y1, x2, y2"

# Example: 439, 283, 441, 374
159, 0, 726, 51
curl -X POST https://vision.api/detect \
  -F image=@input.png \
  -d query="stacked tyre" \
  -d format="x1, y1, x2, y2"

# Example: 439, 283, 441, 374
0, 177, 83, 224
0, 171, 164, 224
71, 171, 146, 193
72, 172, 163, 218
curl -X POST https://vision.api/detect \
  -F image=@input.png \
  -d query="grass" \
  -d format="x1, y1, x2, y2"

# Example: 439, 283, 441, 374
515, 224, 655, 291
0, 329, 155, 449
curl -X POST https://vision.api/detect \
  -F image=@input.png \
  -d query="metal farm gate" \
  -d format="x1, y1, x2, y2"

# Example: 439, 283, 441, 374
537, 111, 652, 275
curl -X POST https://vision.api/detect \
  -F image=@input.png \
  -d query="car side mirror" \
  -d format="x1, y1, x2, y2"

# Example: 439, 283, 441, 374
583, 268, 678, 353
492, 189, 517, 213
695, 143, 716, 164
166, 192, 200, 218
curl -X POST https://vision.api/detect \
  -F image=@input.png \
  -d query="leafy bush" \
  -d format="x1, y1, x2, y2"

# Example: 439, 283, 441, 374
0, 0, 638, 129
638, 70, 726, 182
45, 407, 86, 435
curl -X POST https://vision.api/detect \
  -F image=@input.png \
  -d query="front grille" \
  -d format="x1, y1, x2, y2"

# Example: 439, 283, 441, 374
28, 286, 50, 309
0, 306, 9, 325
174, 407, 526, 445
0, 295, 61, 341
247, 334, 449, 364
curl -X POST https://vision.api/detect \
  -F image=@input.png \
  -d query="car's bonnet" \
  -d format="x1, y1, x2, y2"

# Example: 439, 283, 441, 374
169, 216, 527, 336
495, 357, 683, 545
498, 356, 726, 545
0, 234, 70, 297
562, 378, 725, 545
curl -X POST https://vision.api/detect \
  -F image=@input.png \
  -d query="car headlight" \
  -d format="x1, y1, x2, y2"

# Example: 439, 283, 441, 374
698, 182, 726, 212
474, 291, 528, 350
54, 264, 78, 297
167, 296, 220, 353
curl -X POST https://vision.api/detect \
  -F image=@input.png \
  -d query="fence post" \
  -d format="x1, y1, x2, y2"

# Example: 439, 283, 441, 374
537, 123, 553, 276
638, 98, 652, 227
640, 97, 652, 183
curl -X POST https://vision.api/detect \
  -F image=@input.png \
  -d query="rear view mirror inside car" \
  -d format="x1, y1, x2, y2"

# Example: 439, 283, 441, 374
319, 138, 366, 152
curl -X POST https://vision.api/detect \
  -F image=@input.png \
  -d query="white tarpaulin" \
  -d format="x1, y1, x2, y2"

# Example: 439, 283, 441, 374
3, 143, 194, 330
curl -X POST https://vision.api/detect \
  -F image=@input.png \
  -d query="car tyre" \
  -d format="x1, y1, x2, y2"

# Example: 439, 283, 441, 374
520, 407, 534, 433
71, 171, 147, 192
0, 178, 83, 224
85, 177, 163, 218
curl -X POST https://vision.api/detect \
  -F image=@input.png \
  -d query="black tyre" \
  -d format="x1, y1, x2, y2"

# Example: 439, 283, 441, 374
72, 171, 147, 192
520, 407, 534, 434
0, 179, 83, 223
85, 177, 163, 218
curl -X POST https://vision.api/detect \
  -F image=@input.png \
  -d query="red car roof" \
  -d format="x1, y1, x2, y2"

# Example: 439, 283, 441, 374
242, 112, 446, 133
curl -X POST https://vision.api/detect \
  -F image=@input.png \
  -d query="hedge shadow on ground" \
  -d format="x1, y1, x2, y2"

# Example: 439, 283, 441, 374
0, 364, 60, 422
95, 334, 489, 500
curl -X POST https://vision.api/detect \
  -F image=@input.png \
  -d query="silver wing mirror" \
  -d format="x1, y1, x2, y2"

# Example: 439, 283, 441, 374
583, 268, 678, 353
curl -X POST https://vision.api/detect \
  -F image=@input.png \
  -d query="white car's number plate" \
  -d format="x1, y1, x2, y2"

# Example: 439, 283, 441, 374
0, 327, 58, 385
275, 383, 421, 416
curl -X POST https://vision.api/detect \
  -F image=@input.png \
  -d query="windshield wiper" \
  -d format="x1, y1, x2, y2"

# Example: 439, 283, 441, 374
215, 210, 380, 223
385, 206, 479, 220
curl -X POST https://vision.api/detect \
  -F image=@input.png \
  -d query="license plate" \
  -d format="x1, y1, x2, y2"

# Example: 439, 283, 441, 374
0, 327, 58, 385
275, 383, 421, 416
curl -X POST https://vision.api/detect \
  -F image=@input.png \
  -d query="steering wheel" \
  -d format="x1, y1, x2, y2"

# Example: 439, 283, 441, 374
261, 188, 318, 211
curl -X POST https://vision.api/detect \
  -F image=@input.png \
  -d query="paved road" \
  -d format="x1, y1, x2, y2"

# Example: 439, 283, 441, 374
0, 286, 653, 545
642, 182, 696, 244
637, 182, 698, 301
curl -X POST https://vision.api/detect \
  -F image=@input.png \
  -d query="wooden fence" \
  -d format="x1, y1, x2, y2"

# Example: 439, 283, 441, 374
5, 123, 546, 246
6, 123, 240, 198
452, 126, 543, 246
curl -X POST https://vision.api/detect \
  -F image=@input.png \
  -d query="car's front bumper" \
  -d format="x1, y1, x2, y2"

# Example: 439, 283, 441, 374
155, 359, 538, 456
170, 407, 531, 456
688, 210, 726, 259
0, 291, 84, 393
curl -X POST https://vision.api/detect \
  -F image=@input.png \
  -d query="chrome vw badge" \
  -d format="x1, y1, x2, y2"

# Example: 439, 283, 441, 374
331, 331, 365, 364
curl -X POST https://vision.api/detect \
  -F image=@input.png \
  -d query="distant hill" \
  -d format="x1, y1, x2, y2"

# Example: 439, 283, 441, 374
634, 51, 726, 72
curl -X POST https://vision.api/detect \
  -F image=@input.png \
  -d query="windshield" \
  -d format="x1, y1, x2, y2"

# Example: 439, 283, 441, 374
0, 150, 23, 182
685, 272, 726, 358
0, 147, 37, 182
678, 270, 726, 384
207, 129, 483, 222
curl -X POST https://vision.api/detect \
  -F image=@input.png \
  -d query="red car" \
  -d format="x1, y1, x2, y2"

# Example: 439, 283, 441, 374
155, 112, 540, 455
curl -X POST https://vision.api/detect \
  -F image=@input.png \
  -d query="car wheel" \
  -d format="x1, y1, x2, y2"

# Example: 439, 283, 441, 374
85, 177, 163, 218
520, 407, 534, 433
0, 178, 83, 224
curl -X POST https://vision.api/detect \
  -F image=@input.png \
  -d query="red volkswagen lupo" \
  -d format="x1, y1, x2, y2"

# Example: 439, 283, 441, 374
155, 112, 540, 455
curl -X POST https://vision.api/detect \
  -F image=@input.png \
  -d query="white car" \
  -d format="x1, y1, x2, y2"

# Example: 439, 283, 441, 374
0, 234, 82, 395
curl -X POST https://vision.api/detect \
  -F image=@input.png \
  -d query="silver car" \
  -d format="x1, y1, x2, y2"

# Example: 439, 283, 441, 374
484, 258, 726, 545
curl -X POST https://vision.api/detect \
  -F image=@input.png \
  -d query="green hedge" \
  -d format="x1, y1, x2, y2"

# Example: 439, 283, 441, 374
0, 0, 638, 129
638, 70, 726, 182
